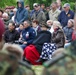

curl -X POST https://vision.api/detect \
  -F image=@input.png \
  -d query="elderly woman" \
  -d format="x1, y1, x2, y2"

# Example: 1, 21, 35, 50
63, 19, 74, 48
52, 21, 65, 48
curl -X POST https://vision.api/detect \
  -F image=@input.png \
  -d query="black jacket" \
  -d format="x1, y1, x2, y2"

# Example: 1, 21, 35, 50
4, 29, 20, 43
32, 30, 51, 54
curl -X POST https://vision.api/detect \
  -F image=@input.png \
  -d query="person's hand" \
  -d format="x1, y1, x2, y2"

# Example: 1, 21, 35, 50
23, 41, 27, 44
65, 40, 68, 43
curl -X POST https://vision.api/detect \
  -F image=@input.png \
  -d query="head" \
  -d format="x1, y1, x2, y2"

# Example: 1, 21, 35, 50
51, 2, 58, 10
8, 22, 15, 31
3, 44, 23, 60
23, 20, 30, 29
47, 20, 53, 27
25, 5, 30, 10
19, 23, 24, 30
2, 12, 9, 20
56, 0, 61, 7
67, 19, 74, 28
0, 19, 5, 49
53, 21, 62, 30
41, 4, 45, 9
63, 3, 70, 12
41, 23, 50, 30
46, 7, 50, 12
0, 9, 3, 17
32, 19, 39, 28
33, 3, 40, 11
17, 0, 24, 8
13, 8, 17, 15
2, 44, 23, 70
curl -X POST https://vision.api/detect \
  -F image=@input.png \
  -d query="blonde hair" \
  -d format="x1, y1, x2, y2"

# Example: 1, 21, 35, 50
2, 44, 23, 60
53, 21, 62, 29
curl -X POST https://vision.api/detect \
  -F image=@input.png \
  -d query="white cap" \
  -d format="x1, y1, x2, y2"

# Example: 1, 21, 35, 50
33, 3, 39, 7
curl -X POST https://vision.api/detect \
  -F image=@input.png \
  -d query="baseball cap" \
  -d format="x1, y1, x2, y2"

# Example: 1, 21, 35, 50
33, 3, 40, 7
63, 3, 70, 8
0, 19, 5, 41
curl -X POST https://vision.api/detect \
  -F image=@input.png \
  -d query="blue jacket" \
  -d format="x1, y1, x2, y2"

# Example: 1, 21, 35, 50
15, 0, 28, 25
22, 27, 36, 45
58, 10, 74, 27
63, 26, 73, 42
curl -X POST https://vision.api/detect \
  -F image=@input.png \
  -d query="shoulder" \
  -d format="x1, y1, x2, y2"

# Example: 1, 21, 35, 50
69, 10, 74, 14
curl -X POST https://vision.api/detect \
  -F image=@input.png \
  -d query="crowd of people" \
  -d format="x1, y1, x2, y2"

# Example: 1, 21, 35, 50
0, 0, 76, 75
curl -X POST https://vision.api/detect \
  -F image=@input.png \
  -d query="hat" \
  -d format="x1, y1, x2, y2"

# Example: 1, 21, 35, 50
0, 19, 5, 41
41, 23, 50, 28
33, 3, 39, 7
63, 3, 70, 7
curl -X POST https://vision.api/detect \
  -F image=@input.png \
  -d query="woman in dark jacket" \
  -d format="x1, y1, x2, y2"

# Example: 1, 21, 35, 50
52, 21, 65, 48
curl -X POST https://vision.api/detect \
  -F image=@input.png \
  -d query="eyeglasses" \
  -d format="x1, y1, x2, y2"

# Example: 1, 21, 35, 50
64, 7, 67, 8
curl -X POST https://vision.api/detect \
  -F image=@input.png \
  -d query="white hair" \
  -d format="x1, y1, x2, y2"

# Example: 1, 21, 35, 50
2, 12, 8, 17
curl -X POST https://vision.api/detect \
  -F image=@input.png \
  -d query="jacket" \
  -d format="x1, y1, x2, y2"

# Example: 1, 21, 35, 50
4, 29, 20, 43
52, 28, 65, 48
32, 30, 51, 54
22, 27, 36, 45
15, 0, 28, 25
49, 9, 61, 21
63, 26, 73, 42
31, 10, 46, 25
58, 10, 74, 27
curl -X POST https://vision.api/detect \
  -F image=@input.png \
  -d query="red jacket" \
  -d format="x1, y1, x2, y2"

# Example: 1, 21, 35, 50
72, 31, 76, 41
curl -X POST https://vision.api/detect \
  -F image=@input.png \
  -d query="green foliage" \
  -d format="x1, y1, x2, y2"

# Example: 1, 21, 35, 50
0, 0, 16, 8
0, 0, 75, 11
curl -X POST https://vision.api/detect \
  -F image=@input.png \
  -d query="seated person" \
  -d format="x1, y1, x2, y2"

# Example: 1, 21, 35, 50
52, 21, 65, 48
19, 20, 36, 49
63, 19, 74, 48
32, 19, 41, 36
4, 21, 20, 43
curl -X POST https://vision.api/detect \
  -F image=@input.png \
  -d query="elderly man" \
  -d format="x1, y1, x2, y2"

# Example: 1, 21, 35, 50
58, 3, 74, 27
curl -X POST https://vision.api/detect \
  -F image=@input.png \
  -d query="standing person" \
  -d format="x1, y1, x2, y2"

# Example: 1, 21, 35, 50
31, 3, 46, 26
0, 19, 5, 50
41, 4, 49, 20
49, 2, 61, 21
15, 0, 28, 27
4, 21, 20, 43
19, 20, 36, 49
58, 3, 74, 28
56, 0, 62, 10
11, 8, 17, 22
